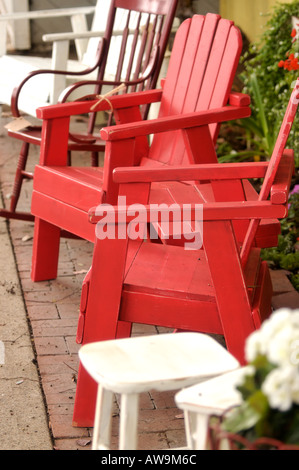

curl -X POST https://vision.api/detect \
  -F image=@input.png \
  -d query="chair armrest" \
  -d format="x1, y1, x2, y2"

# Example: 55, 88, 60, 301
229, 92, 251, 107
43, 30, 105, 43
100, 105, 251, 141
0, 7, 95, 22
36, 89, 163, 119
88, 200, 287, 225
10, 37, 107, 117
111, 153, 294, 205
43, 27, 138, 43
113, 162, 269, 184
270, 150, 295, 204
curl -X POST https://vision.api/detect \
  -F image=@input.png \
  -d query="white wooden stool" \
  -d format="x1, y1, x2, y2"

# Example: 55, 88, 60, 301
175, 367, 249, 450
78, 332, 240, 450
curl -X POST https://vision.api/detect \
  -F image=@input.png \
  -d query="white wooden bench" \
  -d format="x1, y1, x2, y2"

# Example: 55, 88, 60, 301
0, 0, 31, 52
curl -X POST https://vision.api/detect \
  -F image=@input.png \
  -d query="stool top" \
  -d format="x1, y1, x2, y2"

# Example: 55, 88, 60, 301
79, 333, 240, 393
175, 366, 249, 415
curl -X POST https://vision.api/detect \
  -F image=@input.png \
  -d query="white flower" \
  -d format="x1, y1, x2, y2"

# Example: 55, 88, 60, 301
262, 366, 295, 412
244, 309, 299, 414
260, 309, 292, 343
245, 329, 263, 362
267, 324, 299, 366
290, 311, 299, 328
245, 309, 299, 365
290, 339, 299, 366
234, 365, 255, 387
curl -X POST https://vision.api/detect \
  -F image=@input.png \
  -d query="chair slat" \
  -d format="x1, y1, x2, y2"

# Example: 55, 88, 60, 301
125, 13, 143, 82
148, 14, 242, 167
129, 14, 150, 91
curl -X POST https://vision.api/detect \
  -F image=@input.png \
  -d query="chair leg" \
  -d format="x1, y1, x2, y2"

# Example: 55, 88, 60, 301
73, 363, 99, 428
203, 221, 256, 364
9, 141, 31, 213
31, 217, 61, 281
73, 236, 134, 426
91, 151, 99, 167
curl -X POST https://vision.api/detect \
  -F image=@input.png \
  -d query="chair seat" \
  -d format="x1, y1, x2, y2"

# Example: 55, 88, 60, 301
7, 126, 105, 152
118, 241, 269, 334
31, 164, 281, 247
32, 166, 104, 241
150, 180, 281, 246
33, 165, 104, 211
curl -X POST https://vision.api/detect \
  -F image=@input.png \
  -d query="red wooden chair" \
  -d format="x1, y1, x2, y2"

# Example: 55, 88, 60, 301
71, 79, 298, 427
1, 0, 178, 222
30, 14, 263, 283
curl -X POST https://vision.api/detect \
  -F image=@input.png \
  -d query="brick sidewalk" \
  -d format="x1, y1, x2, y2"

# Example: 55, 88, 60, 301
1, 113, 298, 450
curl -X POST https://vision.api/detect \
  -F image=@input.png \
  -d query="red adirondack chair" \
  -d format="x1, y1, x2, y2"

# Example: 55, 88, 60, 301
1, 0, 178, 222
30, 14, 263, 283
71, 79, 298, 427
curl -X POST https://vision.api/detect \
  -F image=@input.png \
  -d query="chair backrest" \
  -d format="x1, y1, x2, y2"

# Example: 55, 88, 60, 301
63, 0, 178, 133
83, 0, 178, 95
240, 78, 299, 265
147, 14, 243, 167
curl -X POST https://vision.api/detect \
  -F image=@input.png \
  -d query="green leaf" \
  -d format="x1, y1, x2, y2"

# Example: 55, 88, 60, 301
237, 372, 256, 400
248, 390, 269, 418
223, 402, 260, 434
250, 73, 269, 143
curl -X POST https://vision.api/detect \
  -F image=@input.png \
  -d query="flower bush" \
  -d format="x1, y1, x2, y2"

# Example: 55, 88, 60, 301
261, 187, 299, 291
222, 309, 299, 446
278, 23, 299, 71
240, 0, 299, 169
232, 2, 299, 293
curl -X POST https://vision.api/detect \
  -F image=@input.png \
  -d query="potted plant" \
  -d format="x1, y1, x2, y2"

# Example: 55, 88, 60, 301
208, 309, 299, 450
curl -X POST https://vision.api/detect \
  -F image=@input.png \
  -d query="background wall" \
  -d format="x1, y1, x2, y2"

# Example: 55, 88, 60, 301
29, 0, 96, 47
2, 0, 296, 50
24, 0, 220, 49
219, 0, 294, 42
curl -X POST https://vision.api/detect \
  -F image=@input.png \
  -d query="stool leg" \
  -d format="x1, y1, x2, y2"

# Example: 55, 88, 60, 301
92, 385, 114, 450
119, 393, 139, 450
184, 410, 210, 450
